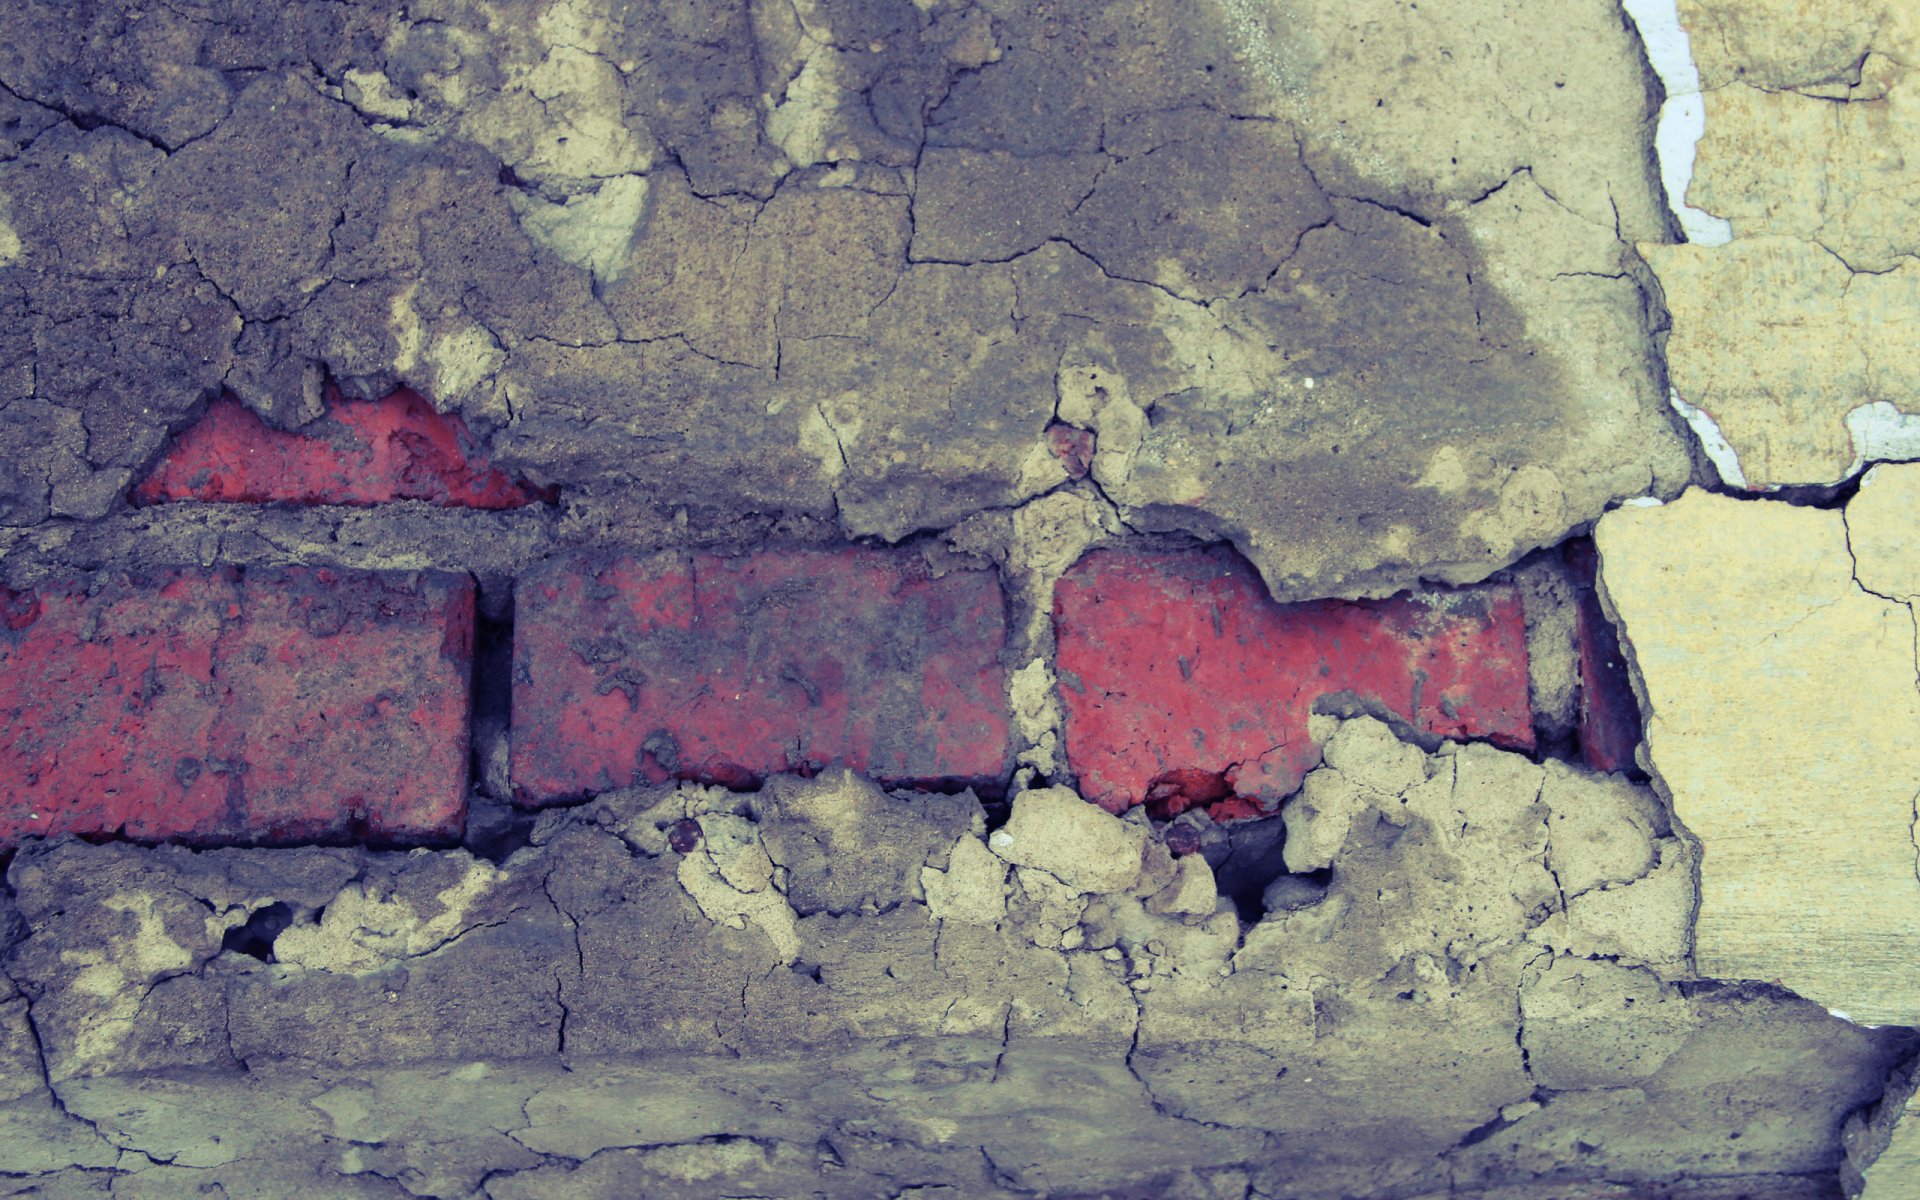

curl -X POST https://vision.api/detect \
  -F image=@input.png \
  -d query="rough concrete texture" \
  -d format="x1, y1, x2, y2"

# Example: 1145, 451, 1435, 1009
0, 724, 1908, 1199
0, 0, 1687, 599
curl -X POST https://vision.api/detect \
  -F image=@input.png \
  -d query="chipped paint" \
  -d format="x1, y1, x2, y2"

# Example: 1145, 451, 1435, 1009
1668, 389, 1751, 488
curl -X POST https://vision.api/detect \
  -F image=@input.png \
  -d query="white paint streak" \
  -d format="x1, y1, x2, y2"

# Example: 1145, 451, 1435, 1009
1667, 389, 1751, 488
1846, 401, 1920, 478
1621, 0, 1734, 245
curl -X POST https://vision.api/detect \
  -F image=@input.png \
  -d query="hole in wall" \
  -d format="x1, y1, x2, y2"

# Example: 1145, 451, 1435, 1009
470, 576, 514, 751
1185, 810, 1333, 923
221, 901, 295, 962
464, 576, 536, 863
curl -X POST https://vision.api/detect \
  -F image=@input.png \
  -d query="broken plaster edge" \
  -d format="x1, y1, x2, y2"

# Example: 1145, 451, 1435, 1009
1585, 513, 1706, 978
1667, 389, 1751, 490
1659, 392, 1920, 494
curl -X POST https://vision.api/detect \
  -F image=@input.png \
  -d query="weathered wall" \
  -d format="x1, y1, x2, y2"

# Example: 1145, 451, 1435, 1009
2, 0, 1918, 1196
0, 0, 1689, 597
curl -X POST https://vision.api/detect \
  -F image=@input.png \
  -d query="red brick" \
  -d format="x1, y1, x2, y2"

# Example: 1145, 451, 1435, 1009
1565, 539, 1643, 774
511, 549, 1012, 802
132, 388, 549, 509
1053, 548, 1534, 819
0, 568, 473, 847
1046, 423, 1095, 479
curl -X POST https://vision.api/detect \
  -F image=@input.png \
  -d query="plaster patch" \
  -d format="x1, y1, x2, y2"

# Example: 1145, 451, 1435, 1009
275, 858, 506, 974
341, 68, 415, 122
765, 53, 858, 168
1598, 490, 1920, 1024
507, 174, 650, 284
921, 835, 1010, 927
389, 282, 425, 377
1843, 463, 1920, 599
1641, 238, 1920, 487
426, 324, 508, 405
1467, 464, 1567, 549
1415, 446, 1472, 495
756, 0, 864, 170
797, 404, 849, 482
59, 894, 201, 1066
495, 49, 651, 183
989, 787, 1146, 896
1009, 657, 1065, 776
676, 814, 801, 964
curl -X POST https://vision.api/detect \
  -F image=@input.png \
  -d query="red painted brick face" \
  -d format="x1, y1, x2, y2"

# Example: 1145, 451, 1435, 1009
511, 548, 1012, 803
0, 568, 473, 848
1053, 548, 1534, 819
132, 389, 547, 509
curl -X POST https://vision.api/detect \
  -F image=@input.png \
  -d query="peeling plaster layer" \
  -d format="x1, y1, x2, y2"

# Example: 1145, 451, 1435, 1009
1667, 389, 1749, 489
1597, 489, 1920, 1026
1846, 405, 1920, 482
1640, 2, 1920, 491
1641, 239, 1920, 488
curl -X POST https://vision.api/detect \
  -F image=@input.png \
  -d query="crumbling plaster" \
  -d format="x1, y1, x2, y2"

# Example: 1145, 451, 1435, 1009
0, 738, 1904, 1199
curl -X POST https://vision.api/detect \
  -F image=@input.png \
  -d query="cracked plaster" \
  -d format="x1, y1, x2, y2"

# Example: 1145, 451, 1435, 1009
1641, 0, 1920, 491
1597, 489, 1920, 1027
0, 0, 1689, 600
0, 724, 1906, 1198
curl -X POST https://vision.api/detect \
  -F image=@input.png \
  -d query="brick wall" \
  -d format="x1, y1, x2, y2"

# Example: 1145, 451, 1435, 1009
0, 390, 1642, 850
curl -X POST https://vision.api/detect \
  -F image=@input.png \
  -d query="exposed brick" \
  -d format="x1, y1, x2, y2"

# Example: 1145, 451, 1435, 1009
1053, 548, 1534, 819
132, 389, 549, 509
1046, 422, 1096, 479
1565, 539, 1643, 774
0, 568, 473, 847
512, 549, 1012, 802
